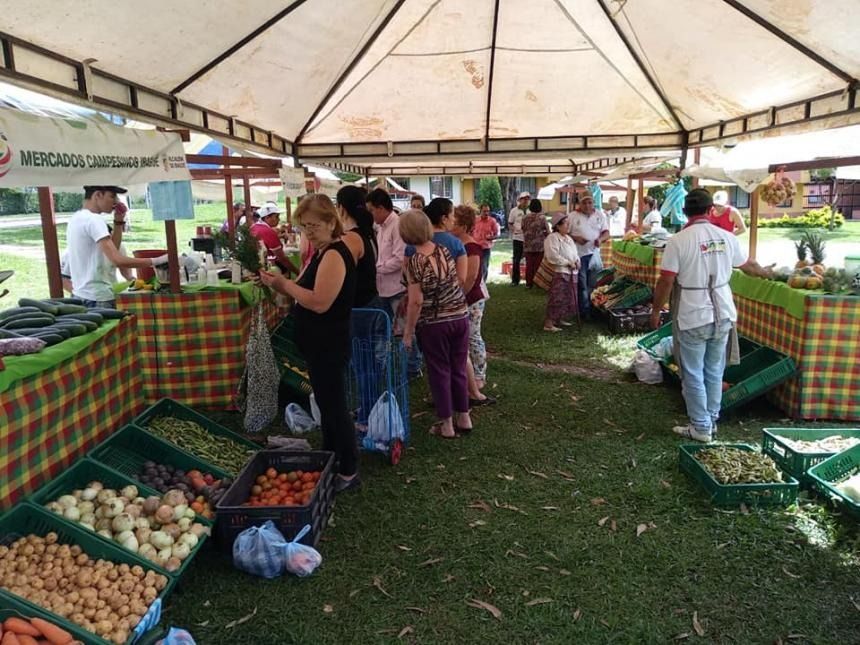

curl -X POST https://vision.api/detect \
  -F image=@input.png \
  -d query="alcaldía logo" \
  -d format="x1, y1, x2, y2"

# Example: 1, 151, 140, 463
0, 130, 13, 178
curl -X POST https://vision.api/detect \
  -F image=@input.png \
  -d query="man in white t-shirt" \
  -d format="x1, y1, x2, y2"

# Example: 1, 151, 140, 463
569, 193, 609, 318
605, 196, 627, 237
66, 186, 167, 308
507, 191, 529, 285
652, 189, 772, 443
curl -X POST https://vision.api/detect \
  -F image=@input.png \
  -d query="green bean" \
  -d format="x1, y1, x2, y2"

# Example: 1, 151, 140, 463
694, 447, 783, 485
146, 415, 254, 475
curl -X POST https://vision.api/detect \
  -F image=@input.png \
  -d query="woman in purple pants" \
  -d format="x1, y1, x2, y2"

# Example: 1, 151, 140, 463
399, 208, 473, 439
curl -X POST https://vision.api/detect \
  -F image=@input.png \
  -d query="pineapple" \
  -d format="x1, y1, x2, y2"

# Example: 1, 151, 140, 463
803, 231, 826, 275
794, 239, 808, 269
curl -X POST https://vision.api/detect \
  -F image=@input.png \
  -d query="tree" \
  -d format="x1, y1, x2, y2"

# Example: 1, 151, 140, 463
476, 177, 503, 211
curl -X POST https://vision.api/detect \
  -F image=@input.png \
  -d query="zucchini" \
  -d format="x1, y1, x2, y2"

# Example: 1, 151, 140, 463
1, 316, 56, 330
55, 304, 88, 315
6, 327, 58, 337
17, 298, 60, 315
47, 297, 85, 305
60, 312, 104, 325
52, 322, 90, 335
90, 308, 128, 319
0, 312, 56, 327
41, 326, 72, 339
0, 306, 41, 321
0, 329, 24, 339
30, 333, 64, 346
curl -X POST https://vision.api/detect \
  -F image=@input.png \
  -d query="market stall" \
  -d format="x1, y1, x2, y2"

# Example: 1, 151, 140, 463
610, 239, 664, 289
730, 272, 859, 421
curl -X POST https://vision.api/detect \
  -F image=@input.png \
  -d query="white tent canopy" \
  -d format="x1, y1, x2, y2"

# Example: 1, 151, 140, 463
0, 0, 858, 169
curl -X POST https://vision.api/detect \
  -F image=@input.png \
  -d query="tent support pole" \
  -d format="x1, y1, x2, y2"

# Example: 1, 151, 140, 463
164, 220, 181, 294
691, 148, 701, 189
637, 177, 645, 227
749, 188, 759, 260
625, 177, 633, 229
243, 176, 252, 213
225, 175, 234, 235
285, 197, 292, 226
38, 187, 63, 298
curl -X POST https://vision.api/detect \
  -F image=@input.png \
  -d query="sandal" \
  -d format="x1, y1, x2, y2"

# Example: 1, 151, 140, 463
543, 326, 562, 332
429, 423, 458, 439
455, 426, 473, 435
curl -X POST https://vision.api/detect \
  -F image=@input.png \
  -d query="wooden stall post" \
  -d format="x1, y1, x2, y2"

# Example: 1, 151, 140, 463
625, 177, 634, 229
691, 148, 701, 189
637, 177, 645, 227
38, 187, 63, 298
243, 176, 252, 212
285, 198, 292, 225
749, 187, 760, 260
225, 175, 235, 235
164, 220, 182, 294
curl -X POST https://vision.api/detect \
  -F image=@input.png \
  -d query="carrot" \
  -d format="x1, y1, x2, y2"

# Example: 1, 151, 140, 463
28, 621, 71, 645
2, 619, 39, 638
15, 636, 38, 645
1, 631, 21, 645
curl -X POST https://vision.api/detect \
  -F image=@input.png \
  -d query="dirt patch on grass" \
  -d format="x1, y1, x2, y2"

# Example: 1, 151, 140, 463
490, 352, 627, 383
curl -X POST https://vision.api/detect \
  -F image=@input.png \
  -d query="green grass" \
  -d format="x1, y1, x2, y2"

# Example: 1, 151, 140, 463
754, 220, 860, 243
160, 285, 859, 644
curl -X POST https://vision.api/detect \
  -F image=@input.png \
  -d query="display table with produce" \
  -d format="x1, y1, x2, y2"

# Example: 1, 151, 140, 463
610, 240, 664, 289
730, 270, 860, 420
116, 281, 284, 408
0, 315, 142, 508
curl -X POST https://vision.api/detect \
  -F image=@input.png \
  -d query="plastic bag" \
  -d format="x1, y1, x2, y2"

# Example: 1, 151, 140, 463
239, 306, 280, 433
285, 403, 317, 434
309, 392, 322, 426
367, 391, 405, 442
283, 525, 322, 577
632, 350, 663, 385
158, 627, 197, 645
233, 521, 287, 579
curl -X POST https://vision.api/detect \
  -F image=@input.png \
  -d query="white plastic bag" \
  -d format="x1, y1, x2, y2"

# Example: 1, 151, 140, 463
367, 391, 405, 442
309, 392, 322, 427
232, 521, 287, 579
285, 403, 317, 434
632, 350, 663, 385
283, 525, 322, 577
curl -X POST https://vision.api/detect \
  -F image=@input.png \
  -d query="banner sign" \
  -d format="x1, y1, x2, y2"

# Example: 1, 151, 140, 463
279, 167, 307, 199
0, 108, 191, 187
150, 181, 195, 220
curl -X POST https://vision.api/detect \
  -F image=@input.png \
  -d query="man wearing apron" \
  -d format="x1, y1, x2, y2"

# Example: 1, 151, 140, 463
651, 189, 773, 443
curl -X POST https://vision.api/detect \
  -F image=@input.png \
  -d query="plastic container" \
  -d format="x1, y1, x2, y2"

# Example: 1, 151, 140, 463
0, 598, 100, 645
761, 427, 860, 484
90, 424, 232, 482
0, 504, 174, 644
26, 458, 211, 579
678, 443, 798, 507
807, 443, 860, 517
270, 317, 313, 396
721, 347, 796, 413
134, 398, 259, 475
607, 308, 668, 335
215, 451, 335, 550
844, 254, 860, 276
132, 250, 167, 281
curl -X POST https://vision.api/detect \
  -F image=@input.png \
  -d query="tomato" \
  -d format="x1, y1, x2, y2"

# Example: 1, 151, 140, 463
286, 472, 298, 483
251, 485, 262, 496
256, 475, 267, 485
266, 467, 278, 479
291, 480, 302, 491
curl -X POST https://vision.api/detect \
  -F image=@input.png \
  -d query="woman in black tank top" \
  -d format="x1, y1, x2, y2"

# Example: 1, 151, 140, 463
336, 185, 378, 307
260, 195, 361, 492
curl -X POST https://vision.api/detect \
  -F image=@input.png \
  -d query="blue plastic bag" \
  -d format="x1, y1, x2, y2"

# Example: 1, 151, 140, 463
131, 598, 162, 643
159, 627, 197, 645
283, 525, 322, 577
233, 521, 287, 579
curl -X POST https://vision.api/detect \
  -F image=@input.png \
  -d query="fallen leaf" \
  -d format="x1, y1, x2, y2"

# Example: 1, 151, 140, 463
600, 619, 610, 627
468, 500, 492, 512
398, 626, 414, 639
535, 565, 550, 572
541, 506, 560, 511
469, 519, 487, 528
545, 551, 560, 561
673, 633, 690, 640
466, 598, 502, 620
442, 574, 455, 583
610, 519, 617, 532
373, 576, 393, 598
636, 523, 648, 537
740, 503, 750, 515
782, 566, 801, 579
602, 417, 617, 427
692, 611, 705, 637
498, 474, 515, 481
556, 470, 576, 480
505, 549, 529, 559
225, 607, 257, 629
196, 621, 209, 627
591, 498, 607, 506
323, 604, 334, 613
559, 569, 571, 576
436, 464, 446, 470
572, 608, 582, 621
598, 516, 610, 526
660, 480, 672, 489
628, 457, 637, 469
412, 411, 428, 419
349, 589, 361, 598
396, 545, 412, 552
531, 399, 538, 407
716, 542, 730, 550
636, 433, 646, 441
405, 607, 427, 614
527, 469, 548, 479
522, 590, 530, 597
786, 634, 809, 641
419, 557, 443, 567
525, 598, 552, 606
203, 600, 211, 607
405, 477, 417, 484
851, 596, 860, 612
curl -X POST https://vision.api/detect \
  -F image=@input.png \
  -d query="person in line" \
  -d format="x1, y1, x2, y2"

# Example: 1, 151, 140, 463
400, 209, 472, 439
221, 202, 245, 232
709, 190, 747, 235
473, 203, 500, 283
522, 198, 550, 288
410, 194, 426, 210
605, 196, 627, 237
250, 202, 300, 275
641, 196, 663, 233
260, 194, 360, 492
366, 188, 406, 320
406, 198, 467, 285
543, 212, 581, 332
336, 185, 377, 307
651, 189, 773, 443
453, 205, 495, 406
569, 193, 609, 319
507, 191, 530, 286
66, 186, 168, 309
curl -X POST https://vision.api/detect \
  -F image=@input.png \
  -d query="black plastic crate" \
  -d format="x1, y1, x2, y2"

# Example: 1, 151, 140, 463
215, 451, 335, 550
607, 308, 669, 335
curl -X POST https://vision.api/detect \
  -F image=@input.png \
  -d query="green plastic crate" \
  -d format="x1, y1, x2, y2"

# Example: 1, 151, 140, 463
90, 424, 231, 483
134, 398, 259, 475
26, 458, 211, 579
807, 444, 860, 516
637, 324, 760, 361
0, 504, 174, 644
722, 347, 796, 413
0, 597, 99, 645
679, 443, 798, 507
270, 317, 313, 396
762, 427, 860, 484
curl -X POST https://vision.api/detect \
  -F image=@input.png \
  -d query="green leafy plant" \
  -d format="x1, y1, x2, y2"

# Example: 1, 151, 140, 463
213, 224, 263, 274
476, 177, 503, 211
758, 205, 845, 229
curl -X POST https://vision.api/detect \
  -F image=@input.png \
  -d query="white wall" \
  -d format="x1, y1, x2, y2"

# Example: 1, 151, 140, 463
408, 176, 462, 203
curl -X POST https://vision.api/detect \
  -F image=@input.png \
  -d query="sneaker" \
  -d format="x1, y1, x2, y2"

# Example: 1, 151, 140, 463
672, 424, 713, 443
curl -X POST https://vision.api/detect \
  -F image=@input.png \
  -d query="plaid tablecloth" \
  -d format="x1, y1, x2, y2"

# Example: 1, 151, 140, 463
600, 239, 613, 268
734, 292, 859, 420
0, 318, 142, 509
116, 290, 283, 408
611, 246, 664, 288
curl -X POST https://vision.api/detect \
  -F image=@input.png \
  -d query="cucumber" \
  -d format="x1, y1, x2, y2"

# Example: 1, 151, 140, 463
30, 333, 64, 346
1, 316, 56, 330
17, 298, 60, 315
0, 306, 41, 321
47, 297, 85, 305
0, 329, 24, 339
55, 304, 88, 315
0, 312, 56, 327
90, 308, 128, 319
53, 322, 90, 335
41, 326, 72, 339
60, 312, 104, 325
5, 327, 58, 337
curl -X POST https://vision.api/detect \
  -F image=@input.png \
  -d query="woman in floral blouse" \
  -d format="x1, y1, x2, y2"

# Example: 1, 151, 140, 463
522, 198, 550, 288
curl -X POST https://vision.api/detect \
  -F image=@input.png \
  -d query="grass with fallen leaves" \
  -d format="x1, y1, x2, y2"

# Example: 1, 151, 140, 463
165, 285, 860, 644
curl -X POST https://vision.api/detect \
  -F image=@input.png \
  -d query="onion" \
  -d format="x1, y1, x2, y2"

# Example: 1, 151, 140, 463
163, 490, 186, 507
103, 498, 125, 519
115, 530, 135, 544
111, 513, 135, 533
189, 523, 210, 538
57, 495, 78, 509
157, 547, 173, 563
72, 489, 84, 500
135, 527, 152, 545
95, 518, 112, 532
133, 496, 146, 506
149, 531, 174, 550
87, 480, 104, 492
161, 523, 181, 541
178, 533, 198, 549
63, 506, 81, 522
165, 557, 182, 572
177, 518, 192, 533
171, 542, 190, 561
97, 529, 113, 539
171, 504, 189, 522
142, 496, 161, 515
80, 512, 96, 526
118, 533, 139, 553
44, 502, 63, 515
96, 489, 117, 504
81, 487, 99, 502
138, 544, 157, 561
135, 517, 152, 531
78, 501, 95, 515
80, 523, 95, 532
154, 505, 174, 525
125, 505, 142, 520
120, 485, 138, 500
184, 508, 196, 520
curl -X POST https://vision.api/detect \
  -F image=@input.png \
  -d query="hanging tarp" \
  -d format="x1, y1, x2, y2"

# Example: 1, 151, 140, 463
0, 107, 190, 187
